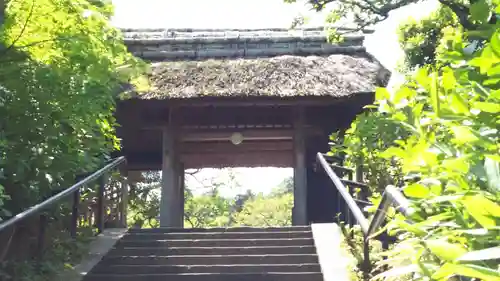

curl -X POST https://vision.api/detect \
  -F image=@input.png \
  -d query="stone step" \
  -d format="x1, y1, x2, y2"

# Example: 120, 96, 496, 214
108, 245, 316, 256
122, 230, 312, 240
127, 226, 311, 233
100, 254, 319, 265
84, 272, 323, 281
116, 238, 314, 248
91, 263, 321, 274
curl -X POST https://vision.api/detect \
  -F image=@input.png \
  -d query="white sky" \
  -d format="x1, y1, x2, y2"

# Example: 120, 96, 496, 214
111, 0, 439, 196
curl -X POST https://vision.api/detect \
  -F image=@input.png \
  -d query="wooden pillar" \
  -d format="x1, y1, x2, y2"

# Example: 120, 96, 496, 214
160, 125, 181, 227
293, 107, 307, 225
306, 133, 333, 223
178, 162, 185, 227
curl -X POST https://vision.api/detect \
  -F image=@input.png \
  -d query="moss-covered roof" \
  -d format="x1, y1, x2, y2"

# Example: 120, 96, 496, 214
135, 53, 390, 100
122, 28, 390, 100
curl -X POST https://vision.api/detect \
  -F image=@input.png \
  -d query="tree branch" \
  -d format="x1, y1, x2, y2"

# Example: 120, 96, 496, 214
0, 0, 35, 55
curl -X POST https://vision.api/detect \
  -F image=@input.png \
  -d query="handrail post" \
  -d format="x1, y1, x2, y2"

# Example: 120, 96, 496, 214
70, 189, 80, 239
363, 237, 371, 280
96, 175, 106, 234
119, 168, 129, 228
356, 157, 364, 183
316, 153, 369, 234
37, 214, 47, 268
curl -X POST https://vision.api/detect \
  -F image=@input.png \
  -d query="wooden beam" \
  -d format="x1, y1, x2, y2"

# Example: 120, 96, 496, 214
182, 151, 293, 168
165, 95, 370, 107
182, 140, 293, 154
136, 127, 322, 140
124, 150, 293, 170
181, 129, 294, 142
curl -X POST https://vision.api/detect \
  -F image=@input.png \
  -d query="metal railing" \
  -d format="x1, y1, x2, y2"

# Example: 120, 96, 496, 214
0, 156, 128, 266
316, 153, 412, 277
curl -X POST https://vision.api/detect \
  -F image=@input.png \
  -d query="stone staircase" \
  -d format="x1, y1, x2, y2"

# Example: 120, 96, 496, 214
83, 226, 326, 281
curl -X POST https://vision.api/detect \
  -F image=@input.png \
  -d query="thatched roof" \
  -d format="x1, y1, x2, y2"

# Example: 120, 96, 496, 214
123, 28, 390, 100
137, 53, 389, 99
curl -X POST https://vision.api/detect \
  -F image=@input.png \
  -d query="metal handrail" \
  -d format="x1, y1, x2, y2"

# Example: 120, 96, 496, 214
316, 153, 411, 240
316, 152, 413, 278
0, 156, 126, 232
317, 152, 370, 233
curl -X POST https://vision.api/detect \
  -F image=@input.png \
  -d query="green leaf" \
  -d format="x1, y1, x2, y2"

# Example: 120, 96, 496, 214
403, 183, 430, 199
450, 126, 479, 143
461, 195, 500, 228
491, 30, 500, 58
442, 68, 457, 91
415, 67, 430, 90
413, 212, 453, 228
380, 147, 406, 159
432, 263, 500, 280
430, 71, 440, 116
375, 88, 390, 101
473, 101, 500, 113
395, 220, 427, 236
442, 157, 470, 173
471, 47, 497, 74
425, 239, 468, 261
449, 93, 470, 114
457, 246, 500, 262
469, 0, 491, 24
491, 89, 500, 99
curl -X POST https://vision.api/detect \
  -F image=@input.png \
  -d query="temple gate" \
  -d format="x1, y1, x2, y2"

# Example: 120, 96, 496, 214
114, 27, 390, 227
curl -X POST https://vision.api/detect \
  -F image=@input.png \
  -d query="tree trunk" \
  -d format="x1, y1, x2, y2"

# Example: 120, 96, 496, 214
0, 0, 6, 29
1, 0, 6, 52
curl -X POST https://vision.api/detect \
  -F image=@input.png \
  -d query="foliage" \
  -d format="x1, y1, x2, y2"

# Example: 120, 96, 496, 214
373, 23, 500, 280
0, 0, 144, 280
233, 192, 293, 227
271, 176, 294, 195
0, 205, 97, 281
329, 0, 500, 279
285, 0, 497, 42
330, 111, 408, 192
397, 5, 460, 71
0, 0, 144, 217
126, 171, 294, 229
340, 224, 385, 281
184, 189, 232, 228
126, 171, 161, 228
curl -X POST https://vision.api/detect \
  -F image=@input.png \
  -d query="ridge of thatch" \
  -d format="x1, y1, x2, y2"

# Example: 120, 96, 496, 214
136, 53, 390, 100
122, 27, 370, 61
120, 27, 374, 40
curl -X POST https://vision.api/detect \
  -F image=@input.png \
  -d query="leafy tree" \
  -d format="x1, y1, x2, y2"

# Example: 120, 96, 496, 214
0, 0, 144, 216
272, 176, 294, 195
184, 189, 232, 228
331, 0, 500, 279
0, 1, 144, 279
127, 170, 294, 229
127, 172, 161, 228
233, 192, 293, 227
232, 189, 255, 213
397, 5, 460, 71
